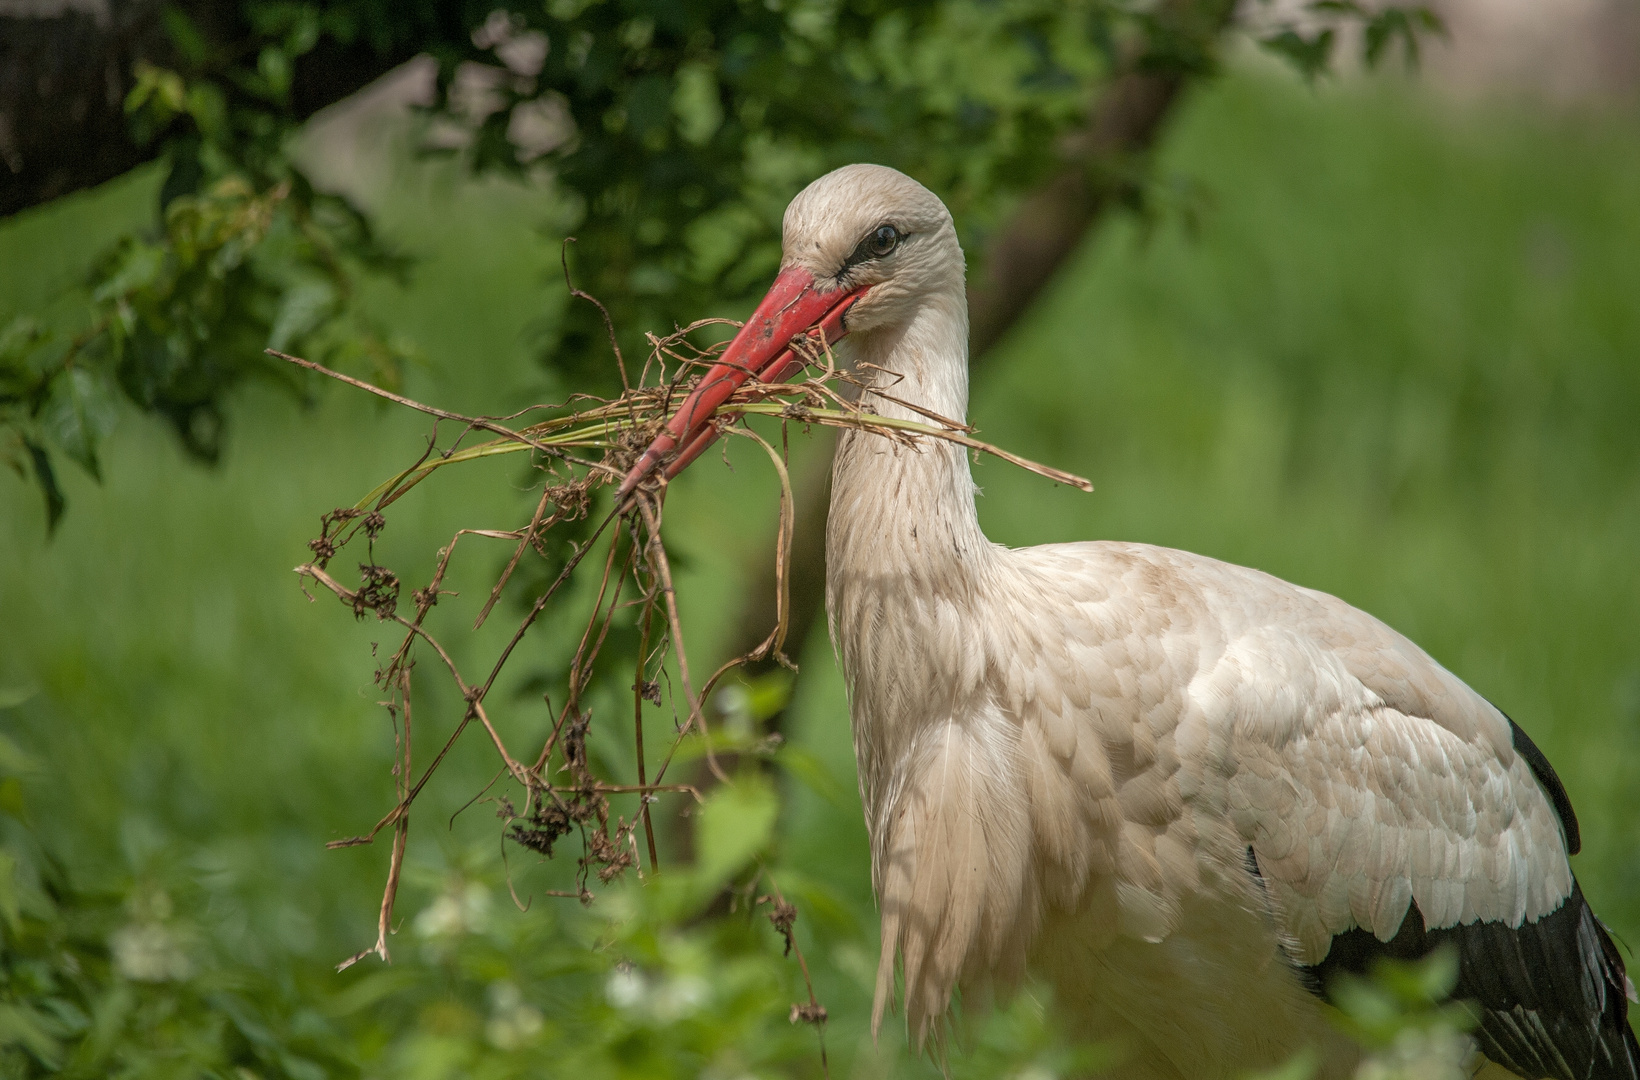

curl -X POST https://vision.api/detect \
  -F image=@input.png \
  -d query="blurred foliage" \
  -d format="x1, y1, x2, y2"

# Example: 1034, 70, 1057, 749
7, 659, 1474, 1079
0, 732, 356, 1078
1257, 0, 1445, 81
1330, 950, 1478, 1080
0, 0, 1440, 528
0, 0, 424, 530
1247, 952, 1476, 1080
479, 0, 1124, 366
0, 713, 1083, 1078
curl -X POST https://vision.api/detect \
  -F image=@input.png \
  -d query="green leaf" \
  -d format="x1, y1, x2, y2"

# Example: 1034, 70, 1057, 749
185, 82, 229, 142
672, 63, 724, 147
258, 47, 293, 99
1260, 28, 1336, 81
0, 315, 47, 363
0, 316, 49, 398
22, 439, 65, 532
1328, 947, 1474, 1049
774, 746, 851, 809
1243, 1046, 1319, 1080
0, 1000, 66, 1069
742, 671, 793, 721
0, 732, 38, 774
0, 849, 20, 931
1363, 12, 1399, 67
161, 7, 210, 66
0, 687, 38, 711
125, 62, 186, 118
1362, 6, 1446, 70
283, 9, 321, 57
41, 367, 119, 481
90, 239, 165, 305
268, 279, 340, 353
694, 776, 778, 888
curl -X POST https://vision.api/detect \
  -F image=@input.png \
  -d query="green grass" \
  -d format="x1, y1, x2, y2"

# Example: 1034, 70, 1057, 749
2, 71, 1637, 1074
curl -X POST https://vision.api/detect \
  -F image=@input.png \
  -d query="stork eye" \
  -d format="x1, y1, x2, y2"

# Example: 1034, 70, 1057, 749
840, 223, 906, 273
866, 224, 901, 257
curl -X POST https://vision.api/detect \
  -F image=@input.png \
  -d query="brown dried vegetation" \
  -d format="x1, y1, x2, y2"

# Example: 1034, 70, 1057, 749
270, 291, 1088, 1069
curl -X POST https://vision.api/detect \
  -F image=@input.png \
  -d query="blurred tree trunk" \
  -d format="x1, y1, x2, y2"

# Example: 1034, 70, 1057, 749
0, 0, 420, 218
711, 0, 1238, 741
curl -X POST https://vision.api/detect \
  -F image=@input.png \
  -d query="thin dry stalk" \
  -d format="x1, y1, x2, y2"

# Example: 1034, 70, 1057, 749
337, 666, 412, 971
761, 873, 830, 1079
635, 495, 727, 786
632, 578, 661, 873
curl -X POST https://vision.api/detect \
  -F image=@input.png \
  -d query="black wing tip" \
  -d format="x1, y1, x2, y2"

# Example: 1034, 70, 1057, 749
1502, 710, 1581, 856
1298, 880, 1637, 1080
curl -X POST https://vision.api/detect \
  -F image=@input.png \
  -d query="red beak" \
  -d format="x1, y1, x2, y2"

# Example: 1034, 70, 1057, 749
617, 266, 863, 498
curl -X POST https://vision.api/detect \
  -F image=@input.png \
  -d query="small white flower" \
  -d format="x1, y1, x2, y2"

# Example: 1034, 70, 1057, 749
111, 922, 193, 982
606, 966, 647, 1009
486, 981, 544, 1050
1355, 1028, 1474, 1080
652, 973, 708, 1021
414, 882, 491, 939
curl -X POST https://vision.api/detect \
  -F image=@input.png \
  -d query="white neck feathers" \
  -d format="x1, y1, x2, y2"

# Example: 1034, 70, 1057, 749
823, 279, 1005, 825
826, 282, 991, 599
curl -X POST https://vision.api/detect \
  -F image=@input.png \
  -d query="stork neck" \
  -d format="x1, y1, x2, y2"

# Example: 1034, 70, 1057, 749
847, 288, 971, 424
827, 289, 991, 587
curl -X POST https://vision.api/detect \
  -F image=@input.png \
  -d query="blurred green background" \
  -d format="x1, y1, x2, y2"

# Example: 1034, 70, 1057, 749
3, 68, 1638, 1076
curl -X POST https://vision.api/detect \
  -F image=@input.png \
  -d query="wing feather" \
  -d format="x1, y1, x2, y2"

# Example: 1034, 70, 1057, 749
853, 538, 1630, 1075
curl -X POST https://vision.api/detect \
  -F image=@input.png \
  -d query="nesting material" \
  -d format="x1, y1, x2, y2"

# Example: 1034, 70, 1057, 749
268, 318, 1087, 982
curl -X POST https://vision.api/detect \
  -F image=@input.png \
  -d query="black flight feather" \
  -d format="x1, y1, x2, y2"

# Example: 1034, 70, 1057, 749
1505, 711, 1581, 856
1287, 877, 1637, 1078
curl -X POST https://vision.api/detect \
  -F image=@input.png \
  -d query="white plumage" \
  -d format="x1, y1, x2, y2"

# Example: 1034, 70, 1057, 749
625, 164, 1638, 1080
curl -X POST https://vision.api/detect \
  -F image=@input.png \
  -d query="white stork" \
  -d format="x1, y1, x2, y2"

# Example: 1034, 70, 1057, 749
619, 165, 1638, 1080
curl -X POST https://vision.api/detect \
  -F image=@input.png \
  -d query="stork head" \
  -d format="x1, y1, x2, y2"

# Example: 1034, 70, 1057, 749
617, 164, 963, 497
778, 163, 964, 334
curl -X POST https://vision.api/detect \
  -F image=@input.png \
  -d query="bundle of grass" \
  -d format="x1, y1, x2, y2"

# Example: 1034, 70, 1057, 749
270, 297, 1090, 1059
